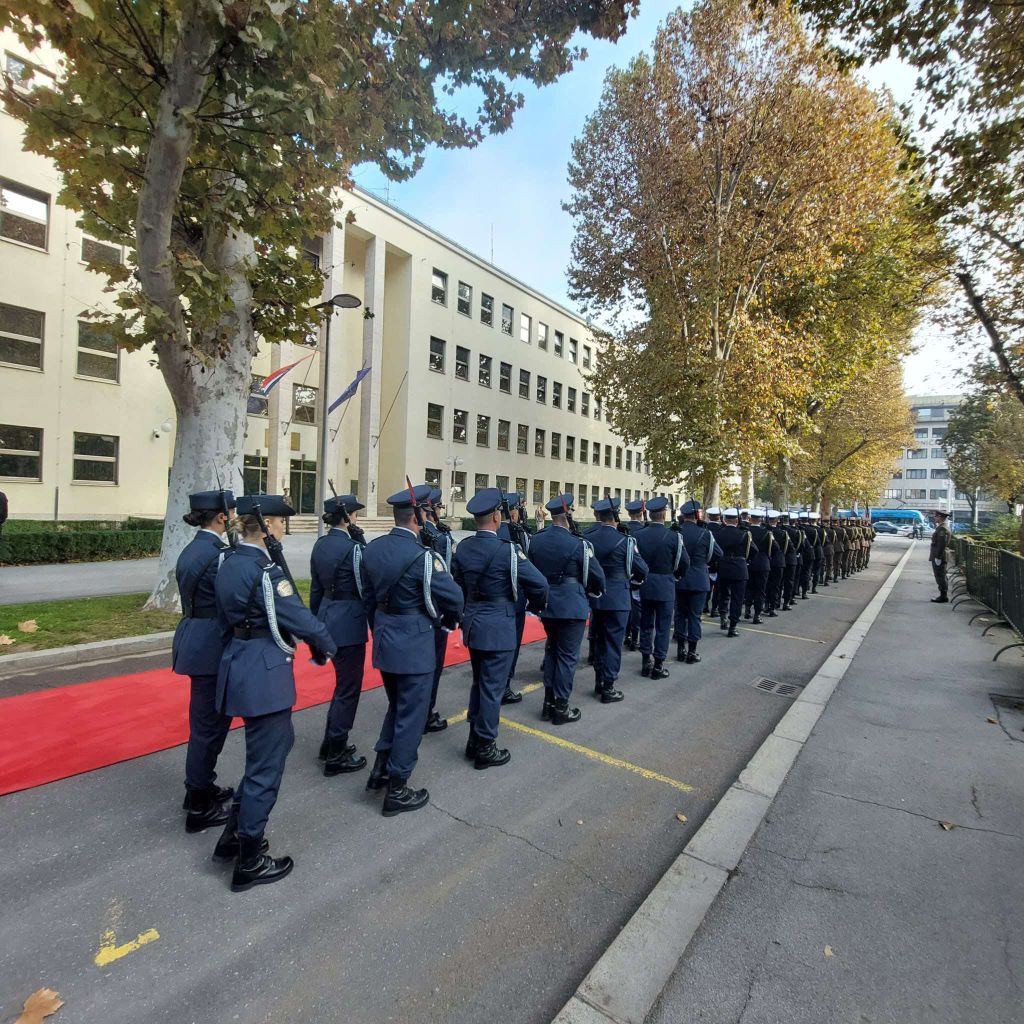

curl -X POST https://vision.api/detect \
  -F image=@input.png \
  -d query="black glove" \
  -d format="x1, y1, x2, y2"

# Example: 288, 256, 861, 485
617, 522, 631, 536
309, 643, 331, 666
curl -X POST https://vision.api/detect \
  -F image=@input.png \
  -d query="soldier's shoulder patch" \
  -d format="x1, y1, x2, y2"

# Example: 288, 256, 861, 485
433, 556, 445, 572
276, 579, 294, 598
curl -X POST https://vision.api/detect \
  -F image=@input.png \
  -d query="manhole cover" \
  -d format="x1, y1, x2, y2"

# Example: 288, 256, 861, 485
750, 677, 803, 699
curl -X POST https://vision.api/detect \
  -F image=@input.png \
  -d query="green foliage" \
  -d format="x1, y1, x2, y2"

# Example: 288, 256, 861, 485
0, 529, 164, 565
946, 390, 1024, 506
3, 518, 165, 535
970, 513, 1022, 550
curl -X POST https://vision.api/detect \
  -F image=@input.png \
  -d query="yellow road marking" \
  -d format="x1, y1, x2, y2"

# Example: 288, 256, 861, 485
738, 626, 825, 645
94, 927, 159, 967
447, 681, 544, 725
500, 718, 695, 793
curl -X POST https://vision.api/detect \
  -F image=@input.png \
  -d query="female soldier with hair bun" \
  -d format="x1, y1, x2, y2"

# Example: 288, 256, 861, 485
172, 488, 237, 834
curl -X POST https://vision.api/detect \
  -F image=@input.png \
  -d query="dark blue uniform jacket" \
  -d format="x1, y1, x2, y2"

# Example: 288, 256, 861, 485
309, 527, 373, 648
172, 529, 231, 677
636, 522, 688, 601
717, 526, 754, 582
528, 525, 606, 620
588, 525, 649, 612
677, 522, 722, 593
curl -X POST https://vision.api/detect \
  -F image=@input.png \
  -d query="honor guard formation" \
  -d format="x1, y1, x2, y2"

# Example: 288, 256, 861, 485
172, 484, 875, 891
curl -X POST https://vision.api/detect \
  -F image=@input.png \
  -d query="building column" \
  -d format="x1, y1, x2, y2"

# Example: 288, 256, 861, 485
265, 343, 289, 494
358, 235, 385, 514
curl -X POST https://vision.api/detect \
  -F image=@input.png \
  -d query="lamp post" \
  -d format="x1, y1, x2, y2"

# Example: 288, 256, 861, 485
313, 292, 361, 537
445, 454, 465, 518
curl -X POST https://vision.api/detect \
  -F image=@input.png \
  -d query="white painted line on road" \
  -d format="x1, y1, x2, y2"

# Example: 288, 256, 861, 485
552, 542, 917, 1024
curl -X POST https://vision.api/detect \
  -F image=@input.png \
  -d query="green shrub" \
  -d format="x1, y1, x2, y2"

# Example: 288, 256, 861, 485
0, 528, 164, 565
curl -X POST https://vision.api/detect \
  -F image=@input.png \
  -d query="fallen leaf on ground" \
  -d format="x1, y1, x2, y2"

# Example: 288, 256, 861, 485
16, 988, 64, 1023
823, 945, 834, 958
17, 619, 39, 633
987, 717, 998, 724
939, 821, 957, 831
0, 634, 15, 646
676, 813, 688, 823
576, 820, 584, 826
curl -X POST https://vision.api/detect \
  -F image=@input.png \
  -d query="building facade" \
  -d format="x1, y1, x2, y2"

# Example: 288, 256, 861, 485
0, 31, 659, 521
877, 394, 1004, 525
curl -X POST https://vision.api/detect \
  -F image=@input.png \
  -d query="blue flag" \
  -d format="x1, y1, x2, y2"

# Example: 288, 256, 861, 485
329, 366, 371, 414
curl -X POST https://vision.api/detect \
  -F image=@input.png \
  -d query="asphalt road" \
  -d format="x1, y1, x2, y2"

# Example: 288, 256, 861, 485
0, 539, 907, 1024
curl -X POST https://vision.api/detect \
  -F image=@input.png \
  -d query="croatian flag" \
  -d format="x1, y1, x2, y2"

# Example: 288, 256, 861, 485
246, 354, 314, 413
329, 366, 371, 413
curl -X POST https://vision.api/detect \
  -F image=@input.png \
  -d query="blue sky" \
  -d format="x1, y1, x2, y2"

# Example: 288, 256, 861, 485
354, 1, 961, 396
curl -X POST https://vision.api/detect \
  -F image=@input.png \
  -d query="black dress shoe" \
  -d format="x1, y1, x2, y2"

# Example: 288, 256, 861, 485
474, 743, 512, 770
744, 609, 752, 620
719, 618, 728, 631
686, 651, 701, 664
541, 688, 555, 721
366, 750, 390, 791
650, 661, 670, 680
184, 787, 232, 833
323, 742, 368, 776
212, 806, 269, 863
500, 685, 523, 705
727, 626, 739, 638
600, 685, 624, 703
752, 614, 763, 625
182, 782, 233, 811
624, 638, 637, 652
382, 778, 429, 816
640, 655, 653, 677
767, 610, 778, 618
423, 711, 448, 734
931, 595, 949, 603
230, 834, 293, 892
549, 699, 581, 725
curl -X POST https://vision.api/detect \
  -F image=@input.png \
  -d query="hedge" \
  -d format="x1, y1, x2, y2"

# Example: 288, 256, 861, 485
0, 528, 164, 565
4, 517, 165, 535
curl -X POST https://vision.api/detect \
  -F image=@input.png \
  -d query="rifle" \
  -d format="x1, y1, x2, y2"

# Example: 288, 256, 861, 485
500, 486, 528, 550
405, 474, 432, 548
214, 464, 238, 549
248, 497, 295, 587
641, 497, 649, 525
559, 492, 581, 537
328, 478, 366, 545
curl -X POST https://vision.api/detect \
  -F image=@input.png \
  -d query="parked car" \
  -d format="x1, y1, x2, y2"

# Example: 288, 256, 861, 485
873, 521, 899, 535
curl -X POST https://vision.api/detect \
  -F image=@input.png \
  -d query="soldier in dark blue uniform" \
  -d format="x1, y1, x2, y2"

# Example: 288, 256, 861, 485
421, 487, 455, 735
635, 496, 688, 679
795, 513, 814, 599
781, 512, 800, 609
765, 510, 788, 616
173, 488, 237, 833
497, 491, 532, 705
717, 508, 754, 637
454, 488, 548, 768
588, 497, 648, 702
674, 500, 722, 663
362, 484, 464, 816
622, 499, 647, 650
743, 509, 774, 625
310, 493, 373, 777
214, 494, 337, 892
528, 494, 605, 724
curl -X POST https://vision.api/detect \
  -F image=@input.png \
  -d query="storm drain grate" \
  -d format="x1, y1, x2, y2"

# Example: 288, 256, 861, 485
750, 677, 803, 699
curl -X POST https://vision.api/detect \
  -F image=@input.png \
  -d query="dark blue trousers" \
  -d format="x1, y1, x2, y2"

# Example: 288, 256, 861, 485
507, 594, 527, 682
783, 565, 797, 604
184, 673, 232, 791
673, 590, 706, 645
718, 578, 745, 624
745, 570, 768, 615
325, 643, 366, 742
627, 594, 641, 639
427, 626, 448, 713
375, 670, 432, 781
237, 709, 294, 839
766, 567, 784, 610
640, 597, 674, 661
591, 609, 628, 685
468, 648, 516, 742
541, 618, 587, 701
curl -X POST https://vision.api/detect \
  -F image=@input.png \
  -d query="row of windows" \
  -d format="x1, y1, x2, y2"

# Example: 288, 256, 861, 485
430, 269, 593, 368
912, 407, 951, 420
0, 302, 121, 381
885, 488, 951, 501
901, 468, 950, 480
0, 424, 119, 483
905, 447, 945, 460
427, 337, 602, 417
424, 402, 647, 470
913, 426, 946, 440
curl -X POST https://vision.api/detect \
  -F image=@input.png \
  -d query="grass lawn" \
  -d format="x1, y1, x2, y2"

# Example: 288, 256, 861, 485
0, 580, 313, 656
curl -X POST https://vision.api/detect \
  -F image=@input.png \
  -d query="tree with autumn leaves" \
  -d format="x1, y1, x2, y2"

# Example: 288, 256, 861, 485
0, 0, 638, 607
566, 0, 945, 507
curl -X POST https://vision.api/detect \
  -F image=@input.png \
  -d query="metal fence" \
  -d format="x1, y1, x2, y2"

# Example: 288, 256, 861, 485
952, 537, 1024, 660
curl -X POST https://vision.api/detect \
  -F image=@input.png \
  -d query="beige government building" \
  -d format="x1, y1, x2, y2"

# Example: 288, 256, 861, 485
0, 30, 661, 522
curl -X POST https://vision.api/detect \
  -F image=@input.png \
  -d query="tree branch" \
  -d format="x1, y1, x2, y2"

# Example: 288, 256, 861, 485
957, 270, 1024, 407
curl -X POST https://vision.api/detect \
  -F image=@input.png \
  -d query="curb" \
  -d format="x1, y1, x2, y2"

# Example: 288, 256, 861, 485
553, 542, 917, 1024
0, 631, 175, 678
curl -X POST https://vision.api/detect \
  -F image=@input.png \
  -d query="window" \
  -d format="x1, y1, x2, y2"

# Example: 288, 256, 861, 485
292, 384, 318, 424
538, 322, 549, 351
517, 424, 529, 454
247, 374, 269, 417
604, 444, 612, 468
72, 431, 118, 483
615, 446, 622, 469
536, 375, 547, 403
1, 180, 48, 249
569, 337, 578, 364
496, 475, 510, 492
906, 488, 927, 499
0, 302, 43, 369
476, 473, 489, 491
425, 468, 442, 487
455, 346, 470, 381
914, 428, 929, 440
884, 489, 901, 500
931, 467, 950, 479
481, 293, 494, 327
76, 321, 119, 381
549, 481, 561, 500
931, 448, 943, 459
554, 330, 564, 357
516, 476, 528, 499
499, 362, 512, 393
478, 354, 492, 388
477, 414, 491, 447
520, 313, 532, 345
892, 470, 903, 479
5, 52, 54, 94
578, 484, 587, 507
906, 468, 927, 480
453, 409, 468, 444
243, 454, 268, 494
581, 391, 590, 416
0, 423, 42, 479
501, 303, 514, 336
595, 398, 602, 422
579, 438, 589, 463
429, 336, 446, 373
519, 369, 530, 399
906, 448, 927, 460
567, 387, 577, 413
458, 281, 472, 317
626, 450, 632, 472
427, 403, 444, 439
551, 432, 561, 459
592, 443, 600, 466
81, 233, 123, 266
932, 426, 947, 438
431, 268, 448, 305
498, 419, 511, 451
552, 381, 562, 409
535, 428, 546, 457
582, 345, 592, 370
930, 489, 948, 500
533, 479, 544, 505
955, 490, 971, 501
451, 471, 467, 499
566, 435, 575, 461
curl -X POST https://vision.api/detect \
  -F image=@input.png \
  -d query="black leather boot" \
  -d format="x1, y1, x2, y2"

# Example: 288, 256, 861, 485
767, 608, 778, 617
317, 720, 331, 761
676, 641, 686, 662
230, 834, 293, 892
727, 623, 739, 638
323, 737, 367, 776
650, 660, 670, 680
423, 711, 448, 734
587, 642, 595, 665
594, 675, 604, 696
624, 634, 637, 651
500, 685, 523, 705
641, 655, 653, 677
549, 698, 581, 725
686, 643, 701, 664
181, 782, 233, 809
600, 683, 624, 704
541, 688, 555, 721
744, 607, 752, 620
720, 615, 728, 631
382, 777, 429, 816
184, 785, 231, 833
752, 613, 763, 624
365, 750, 390, 791
212, 805, 268, 863
474, 742, 512, 770
465, 727, 482, 761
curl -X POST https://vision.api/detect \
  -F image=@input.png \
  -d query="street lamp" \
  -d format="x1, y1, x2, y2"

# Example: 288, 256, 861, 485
445, 454, 465, 518
313, 293, 361, 537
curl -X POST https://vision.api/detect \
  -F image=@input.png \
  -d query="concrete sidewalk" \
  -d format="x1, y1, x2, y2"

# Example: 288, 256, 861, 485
648, 549, 1024, 1022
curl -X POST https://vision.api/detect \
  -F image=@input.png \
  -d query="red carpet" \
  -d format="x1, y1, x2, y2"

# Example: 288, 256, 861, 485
0, 619, 547, 796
